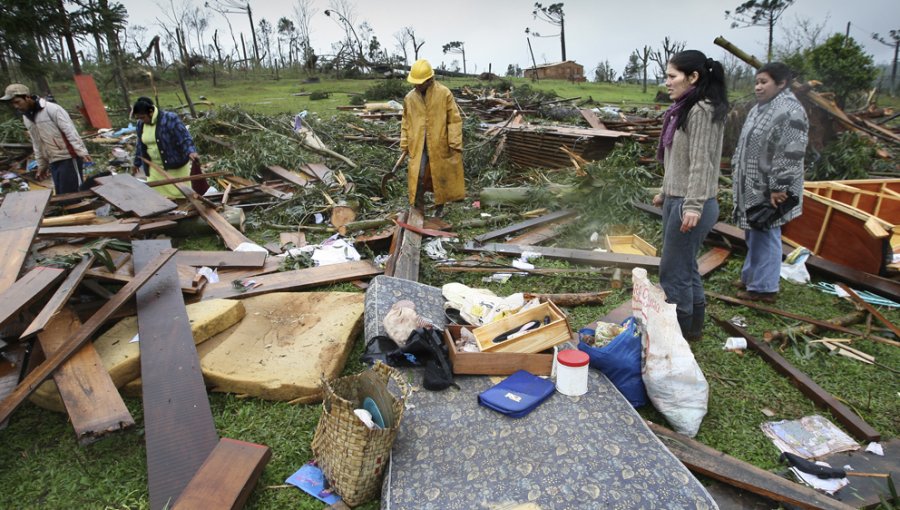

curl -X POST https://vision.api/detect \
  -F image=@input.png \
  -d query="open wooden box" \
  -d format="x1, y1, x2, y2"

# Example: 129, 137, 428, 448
443, 325, 555, 376
605, 234, 657, 257
472, 300, 572, 354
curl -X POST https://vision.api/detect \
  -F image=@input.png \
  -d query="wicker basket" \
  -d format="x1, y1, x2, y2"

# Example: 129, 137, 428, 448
311, 362, 410, 506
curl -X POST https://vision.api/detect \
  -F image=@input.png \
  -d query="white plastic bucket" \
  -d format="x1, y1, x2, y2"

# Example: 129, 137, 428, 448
555, 350, 589, 396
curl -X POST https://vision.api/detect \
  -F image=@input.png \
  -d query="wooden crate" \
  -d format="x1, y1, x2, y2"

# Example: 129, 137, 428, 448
472, 300, 572, 354
444, 325, 555, 376
605, 234, 657, 257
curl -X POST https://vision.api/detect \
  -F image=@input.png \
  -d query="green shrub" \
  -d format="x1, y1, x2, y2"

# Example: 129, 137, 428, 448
806, 131, 893, 181
364, 79, 408, 101
309, 90, 330, 100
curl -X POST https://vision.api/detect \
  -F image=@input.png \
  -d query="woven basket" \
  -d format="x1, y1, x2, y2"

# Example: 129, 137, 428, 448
311, 362, 410, 506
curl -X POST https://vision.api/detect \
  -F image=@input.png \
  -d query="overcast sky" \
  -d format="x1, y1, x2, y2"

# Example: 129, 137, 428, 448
117, 0, 898, 77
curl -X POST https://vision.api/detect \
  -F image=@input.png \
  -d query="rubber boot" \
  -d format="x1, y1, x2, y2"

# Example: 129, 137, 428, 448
686, 303, 705, 342
677, 312, 693, 341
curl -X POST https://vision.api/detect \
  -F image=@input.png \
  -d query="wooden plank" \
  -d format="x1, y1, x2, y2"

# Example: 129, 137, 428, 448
648, 422, 855, 510
302, 163, 335, 186
201, 260, 381, 300
0, 249, 175, 424
20, 255, 94, 338
473, 209, 578, 244
0, 190, 52, 290
265, 165, 314, 187
633, 201, 900, 301
697, 247, 731, 276
279, 232, 307, 248
463, 242, 660, 270
38, 223, 139, 238
73, 74, 111, 129
0, 267, 65, 330
579, 108, 607, 129
36, 307, 134, 445
392, 207, 423, 281
505, 215, 578, 245
836, 283, 900, 338
711, 316, 880, 442
93, 173, 178, 217
175, 251, 268, 268
133, 241, 218, 510
172, 438, 272, 510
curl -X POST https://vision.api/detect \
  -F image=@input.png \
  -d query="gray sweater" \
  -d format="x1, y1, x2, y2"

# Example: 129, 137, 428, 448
661, 101, 724, 216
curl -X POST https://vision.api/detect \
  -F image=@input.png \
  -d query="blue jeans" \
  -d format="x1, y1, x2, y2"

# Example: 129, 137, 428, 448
49, 157, 84, 194
742, 227, 782, 293
659, 197, 719, 319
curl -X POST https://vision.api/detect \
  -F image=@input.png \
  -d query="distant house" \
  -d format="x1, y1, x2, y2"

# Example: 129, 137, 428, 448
524, 61, 585, 81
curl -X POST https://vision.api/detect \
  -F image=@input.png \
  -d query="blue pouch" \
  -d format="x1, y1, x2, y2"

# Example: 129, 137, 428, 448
578, 317, 648, 408
477, 370, 555, 418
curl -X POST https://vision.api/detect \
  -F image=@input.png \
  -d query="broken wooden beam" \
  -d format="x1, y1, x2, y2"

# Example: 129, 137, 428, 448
265, 165, 315, 187
473, 209, 578, 244
0, 266, 66, 330
696, 247, 731, 276
0, 248, 175, 424
707, 292, 899, 347
836, 283, 900, 339
175, 250, 268, 268
20, 255, 94, 338
712, 315, 880, 442
390, 207, 424, 282
172, 438, 272, 510
134, 240, 219, 510
38, 222, 139, 238
505, 214, 579, 246
463, 242, 660, 270
648, 421, 855, 510
37, 307, 135, 445
200, 260, 382, 300
523, 291, 611, 307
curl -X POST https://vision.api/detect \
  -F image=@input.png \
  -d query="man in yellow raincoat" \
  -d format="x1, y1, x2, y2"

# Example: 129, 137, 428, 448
400, 59, 465, 217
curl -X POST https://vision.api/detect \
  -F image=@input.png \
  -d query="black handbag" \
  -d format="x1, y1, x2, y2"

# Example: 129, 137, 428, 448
745, 192, 798, 230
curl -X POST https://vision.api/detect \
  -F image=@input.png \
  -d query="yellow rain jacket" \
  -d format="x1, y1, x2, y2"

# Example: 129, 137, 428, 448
400, 81, 465, 205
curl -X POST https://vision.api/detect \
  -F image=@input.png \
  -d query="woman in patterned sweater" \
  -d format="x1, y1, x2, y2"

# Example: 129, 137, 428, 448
731, 62, 809, 303
652, 50, 729, 341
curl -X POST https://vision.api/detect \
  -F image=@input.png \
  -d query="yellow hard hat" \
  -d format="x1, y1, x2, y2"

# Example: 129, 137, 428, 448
407, 59, 434, 84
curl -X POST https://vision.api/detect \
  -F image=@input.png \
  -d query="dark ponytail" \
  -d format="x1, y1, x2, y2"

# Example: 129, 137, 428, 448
668, 50, 729, 130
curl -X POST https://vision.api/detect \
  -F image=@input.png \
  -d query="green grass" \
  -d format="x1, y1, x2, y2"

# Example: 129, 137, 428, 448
1, 72, 898, 508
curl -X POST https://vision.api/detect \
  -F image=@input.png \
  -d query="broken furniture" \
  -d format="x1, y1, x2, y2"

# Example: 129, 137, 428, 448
782, 179, 899, 275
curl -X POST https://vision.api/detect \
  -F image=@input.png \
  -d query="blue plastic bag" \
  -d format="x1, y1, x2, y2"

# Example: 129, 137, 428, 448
578, 317, 647, 408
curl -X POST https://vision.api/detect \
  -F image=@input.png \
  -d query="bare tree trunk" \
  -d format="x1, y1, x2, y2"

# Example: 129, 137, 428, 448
247, 3, 260, 67
57, 0, 81, 74
99, 0, 130, 108
560, 19, 566, 61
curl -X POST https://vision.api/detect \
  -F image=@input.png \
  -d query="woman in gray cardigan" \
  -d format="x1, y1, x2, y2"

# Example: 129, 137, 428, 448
652, 50, 729, 341
732, 62, 809, 303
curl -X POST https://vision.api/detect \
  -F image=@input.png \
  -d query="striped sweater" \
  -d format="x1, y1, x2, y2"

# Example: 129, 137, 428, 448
661, 100, 725, 216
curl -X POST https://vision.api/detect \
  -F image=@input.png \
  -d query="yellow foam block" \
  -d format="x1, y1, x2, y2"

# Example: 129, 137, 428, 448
30, 299, 246, 412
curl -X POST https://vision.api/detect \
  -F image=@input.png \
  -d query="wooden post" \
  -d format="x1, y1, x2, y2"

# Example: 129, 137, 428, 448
176, 65, 197, 118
